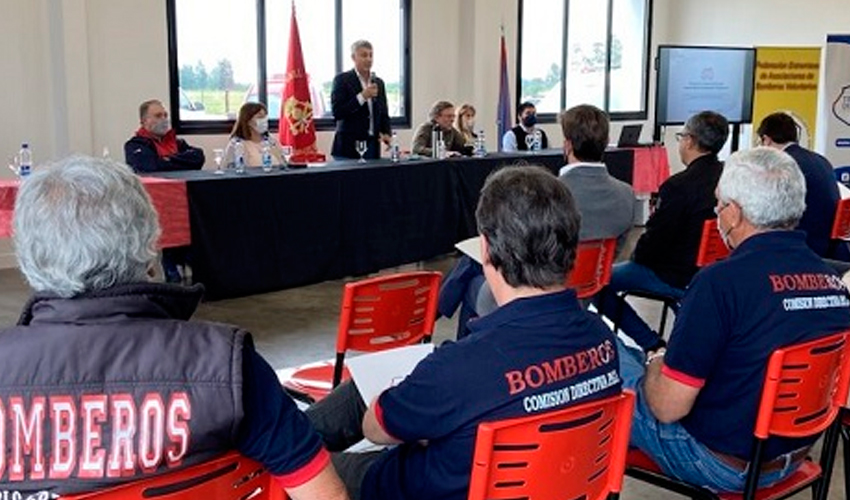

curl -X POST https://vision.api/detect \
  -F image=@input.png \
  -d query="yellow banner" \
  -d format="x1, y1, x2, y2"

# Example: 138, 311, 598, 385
752, 47, 821, 148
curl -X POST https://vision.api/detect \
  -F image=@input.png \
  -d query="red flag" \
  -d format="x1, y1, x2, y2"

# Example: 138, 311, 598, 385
279, 2, 325, 162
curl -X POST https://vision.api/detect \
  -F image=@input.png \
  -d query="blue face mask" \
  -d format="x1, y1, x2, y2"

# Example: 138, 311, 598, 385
522, 113, 537, 127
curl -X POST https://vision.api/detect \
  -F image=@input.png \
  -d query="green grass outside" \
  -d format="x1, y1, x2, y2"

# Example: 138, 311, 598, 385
185, 89, 247, 117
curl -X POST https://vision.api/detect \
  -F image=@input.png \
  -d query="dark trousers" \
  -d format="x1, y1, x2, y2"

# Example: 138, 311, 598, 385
306, 381, 383, 500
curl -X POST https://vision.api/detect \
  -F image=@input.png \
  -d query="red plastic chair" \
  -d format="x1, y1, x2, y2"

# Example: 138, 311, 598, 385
830, 198, 850, 241
617, 218, 729, 335
62, 452, 286, 499
567, 238, 617, 299
626, 330, 850, 500
468, 391, 634, 500
279, 271, 441, 403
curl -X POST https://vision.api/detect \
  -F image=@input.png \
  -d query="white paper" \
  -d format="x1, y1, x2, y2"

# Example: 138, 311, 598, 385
838, 181, 850, 200
346, 343, 435, 405
455, 236, 482, 264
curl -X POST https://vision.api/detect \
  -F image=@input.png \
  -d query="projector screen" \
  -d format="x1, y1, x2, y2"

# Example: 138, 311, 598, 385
656, 45, 756, 125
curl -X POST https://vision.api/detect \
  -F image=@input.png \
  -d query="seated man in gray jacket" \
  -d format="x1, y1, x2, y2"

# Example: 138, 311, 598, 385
439, 104, 634, 337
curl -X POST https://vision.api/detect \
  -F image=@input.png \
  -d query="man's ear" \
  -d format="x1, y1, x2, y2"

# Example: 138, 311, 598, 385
479, 235, 491, 266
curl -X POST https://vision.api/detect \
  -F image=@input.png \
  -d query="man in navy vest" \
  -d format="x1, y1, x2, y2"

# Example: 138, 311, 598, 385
0, 156, 348, 500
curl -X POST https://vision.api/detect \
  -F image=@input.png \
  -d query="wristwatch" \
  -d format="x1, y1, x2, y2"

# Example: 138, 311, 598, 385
645, 348, 667, 366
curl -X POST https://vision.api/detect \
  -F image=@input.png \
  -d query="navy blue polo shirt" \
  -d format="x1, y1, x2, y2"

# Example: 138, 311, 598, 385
237, 344, 329, 488
361, 289, 621, 500
663, 231, 850, 459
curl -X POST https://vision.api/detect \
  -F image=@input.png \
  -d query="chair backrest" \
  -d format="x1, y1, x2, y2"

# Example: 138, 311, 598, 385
336, 271, 442, 354
467, 391, 634, 500
753, 331, 850, 440
830, 198, 850, 240
566, 238, 617, 299
62, 452, 285, 500
695, 218, 730, 267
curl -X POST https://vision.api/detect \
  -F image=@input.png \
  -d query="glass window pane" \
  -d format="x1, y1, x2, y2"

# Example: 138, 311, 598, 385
265, 0, 335, 120
519, 0, 564, 115
175, 0, 258, 121
564, 0, 608, 109
609, 0, 647, 113
342, 0, 406, 118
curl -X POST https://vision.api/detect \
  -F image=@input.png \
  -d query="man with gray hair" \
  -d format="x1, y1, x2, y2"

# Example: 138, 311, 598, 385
0, 156, 348, 500
331, 40, 392, 160
618, 147, 850, 492
411, 100, 469, 157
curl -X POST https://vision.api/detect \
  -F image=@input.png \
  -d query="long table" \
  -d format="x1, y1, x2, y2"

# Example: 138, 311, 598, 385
153, 147, 668, 300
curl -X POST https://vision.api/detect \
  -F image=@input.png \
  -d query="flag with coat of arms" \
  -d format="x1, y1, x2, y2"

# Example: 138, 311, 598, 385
279, 1, 325, 162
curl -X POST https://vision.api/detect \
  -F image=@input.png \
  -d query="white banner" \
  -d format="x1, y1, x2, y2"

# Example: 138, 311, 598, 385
820, 35, 850, 182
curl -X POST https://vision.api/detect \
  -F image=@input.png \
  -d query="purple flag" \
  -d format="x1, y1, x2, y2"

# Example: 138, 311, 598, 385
497, 31, 511, 152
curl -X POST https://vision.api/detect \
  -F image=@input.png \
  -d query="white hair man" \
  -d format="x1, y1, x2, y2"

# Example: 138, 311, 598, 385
0, 156, 348, 500
618, 147, 850, 492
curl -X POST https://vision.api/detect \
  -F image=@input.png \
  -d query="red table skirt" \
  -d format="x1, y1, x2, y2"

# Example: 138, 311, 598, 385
631, 145, 671, 194
0, 177, 190, 249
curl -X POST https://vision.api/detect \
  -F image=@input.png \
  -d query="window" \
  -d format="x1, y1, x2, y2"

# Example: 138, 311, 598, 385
518, 0, 651, 121
167, 0, 411, 133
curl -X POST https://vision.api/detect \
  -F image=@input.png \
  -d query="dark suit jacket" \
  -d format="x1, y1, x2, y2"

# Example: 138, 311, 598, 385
331, 69, 391, 159
632, 154, 723, 289
785, 143, 841, 258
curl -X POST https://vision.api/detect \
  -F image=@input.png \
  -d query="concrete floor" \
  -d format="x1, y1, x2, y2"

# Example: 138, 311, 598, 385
0, 254, 847, 499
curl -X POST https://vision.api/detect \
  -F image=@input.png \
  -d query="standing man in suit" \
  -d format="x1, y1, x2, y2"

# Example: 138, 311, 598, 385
331, 40, 392, 160
757, 112, 843, 258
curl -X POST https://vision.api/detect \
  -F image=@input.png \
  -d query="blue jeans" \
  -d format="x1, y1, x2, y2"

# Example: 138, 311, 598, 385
618, 339, 798, 492
595, 261, 685, 350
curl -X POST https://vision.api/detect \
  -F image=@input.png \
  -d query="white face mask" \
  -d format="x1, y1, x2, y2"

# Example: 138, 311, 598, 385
717, 218, 735, 250
253, 117, 269, 134
150, 118, 171, 136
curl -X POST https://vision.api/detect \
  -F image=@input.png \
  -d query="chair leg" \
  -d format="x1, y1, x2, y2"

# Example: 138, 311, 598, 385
814, 418, 842, 500
843, 424, 850, 500
658, 302, 670, 336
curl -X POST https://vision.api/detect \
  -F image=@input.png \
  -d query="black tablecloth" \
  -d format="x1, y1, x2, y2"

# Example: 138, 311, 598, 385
153, 149, 633, 300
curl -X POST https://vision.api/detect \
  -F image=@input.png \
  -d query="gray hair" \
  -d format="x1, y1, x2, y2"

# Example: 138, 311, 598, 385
350, 40, 372, 54
13, 155, 160, 297
717, 147, 806, 230
428, 100, 455, 121
139, 99, 162, 121
685, 111, 729, 154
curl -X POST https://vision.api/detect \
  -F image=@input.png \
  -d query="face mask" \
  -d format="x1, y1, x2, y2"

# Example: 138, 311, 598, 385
253, 117, 269, 134
466, 119, 476, 130
717, 219, 735, 250
522, 114, 537, 128
151, 118, 171, 136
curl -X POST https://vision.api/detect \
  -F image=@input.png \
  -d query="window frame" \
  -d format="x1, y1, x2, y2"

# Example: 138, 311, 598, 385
166, 0, 412, 134
515, 0, 653, 124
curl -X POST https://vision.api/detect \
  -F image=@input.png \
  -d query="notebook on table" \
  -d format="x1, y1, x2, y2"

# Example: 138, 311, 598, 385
616, 124, 645, 148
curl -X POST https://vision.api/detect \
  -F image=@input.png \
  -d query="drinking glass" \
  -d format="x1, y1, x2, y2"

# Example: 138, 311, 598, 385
355, 140, 368, 163
213, 148, 224, 175
525, 133, 536, 152
281, 145, 293, 166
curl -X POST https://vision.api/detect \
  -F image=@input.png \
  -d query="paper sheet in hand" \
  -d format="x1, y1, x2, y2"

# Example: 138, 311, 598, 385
346, 343, 435, 404
455, 236, 482, 264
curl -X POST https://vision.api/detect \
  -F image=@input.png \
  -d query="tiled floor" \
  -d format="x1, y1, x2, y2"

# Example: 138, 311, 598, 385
0, 254, 846, 499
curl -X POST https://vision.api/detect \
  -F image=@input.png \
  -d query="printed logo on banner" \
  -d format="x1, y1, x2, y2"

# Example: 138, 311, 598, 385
832, 84, 850, 127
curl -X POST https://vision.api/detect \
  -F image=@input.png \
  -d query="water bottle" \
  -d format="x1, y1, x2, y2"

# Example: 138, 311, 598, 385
18, 143, 32, 177
233, 138, 246, 174
390, 132, 400, 163
261, 137, 273, 173
475, 130, 486, 158
431, 129, 442, 159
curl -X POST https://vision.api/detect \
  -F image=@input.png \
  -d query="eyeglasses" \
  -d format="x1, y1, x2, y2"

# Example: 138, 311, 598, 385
714, 202, 731, 216
675, 132, 692, 141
